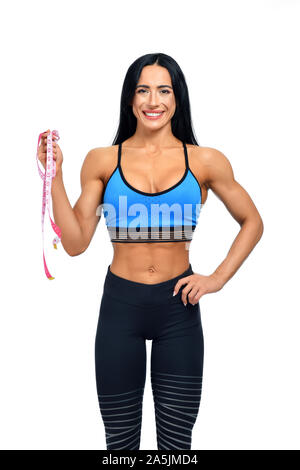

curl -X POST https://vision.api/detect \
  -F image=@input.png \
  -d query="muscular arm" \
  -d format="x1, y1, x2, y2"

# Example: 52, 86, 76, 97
202, 147, 264, 286
72, 149, 104, 255
51, 148, 104, 257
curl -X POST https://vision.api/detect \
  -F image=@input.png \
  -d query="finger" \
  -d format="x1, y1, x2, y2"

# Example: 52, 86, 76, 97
43, 135, 56, 142
173, 275, 192, 296
181, 283, 194, 306
42, 137, 56, 150
188, 286, 201, 305
42, 130, 57, 141
193, 290, 202, 303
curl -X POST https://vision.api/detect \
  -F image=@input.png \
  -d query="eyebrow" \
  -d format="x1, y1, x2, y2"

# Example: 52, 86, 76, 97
136, 84, 173, 89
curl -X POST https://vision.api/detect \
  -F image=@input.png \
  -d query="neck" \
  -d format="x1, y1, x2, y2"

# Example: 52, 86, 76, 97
128, 124, 181, 151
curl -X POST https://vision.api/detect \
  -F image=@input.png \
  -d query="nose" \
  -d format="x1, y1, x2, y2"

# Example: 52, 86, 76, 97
148, 91, 160, 106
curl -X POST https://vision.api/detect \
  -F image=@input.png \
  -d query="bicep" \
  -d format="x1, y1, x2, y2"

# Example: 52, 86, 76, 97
73, 149, 104, 251
205, 148, 261, 225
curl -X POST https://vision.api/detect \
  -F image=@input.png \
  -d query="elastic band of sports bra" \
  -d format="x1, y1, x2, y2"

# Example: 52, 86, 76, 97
36, 129, 62, 280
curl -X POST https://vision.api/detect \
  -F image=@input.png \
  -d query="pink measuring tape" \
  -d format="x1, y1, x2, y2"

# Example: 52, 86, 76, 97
36, 130, 62, 280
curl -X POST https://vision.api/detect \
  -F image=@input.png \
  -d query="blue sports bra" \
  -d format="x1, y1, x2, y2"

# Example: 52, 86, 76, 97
101, 141, 202, 243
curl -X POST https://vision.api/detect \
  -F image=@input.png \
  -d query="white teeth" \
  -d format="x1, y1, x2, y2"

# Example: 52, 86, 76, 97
144, 112, 163, 116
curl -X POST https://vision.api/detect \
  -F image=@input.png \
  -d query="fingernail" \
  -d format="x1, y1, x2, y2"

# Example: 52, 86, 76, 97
184, 302, 187, 307
173, 291, 176, 296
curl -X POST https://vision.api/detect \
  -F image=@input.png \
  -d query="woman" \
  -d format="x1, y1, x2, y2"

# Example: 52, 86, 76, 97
39, 53, 263, 450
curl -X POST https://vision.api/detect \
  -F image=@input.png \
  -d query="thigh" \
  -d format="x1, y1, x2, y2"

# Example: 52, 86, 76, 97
95, 292, 147, 394
94, 292, 147, 450
150, 301, 204, 449
151, 301, 204, 376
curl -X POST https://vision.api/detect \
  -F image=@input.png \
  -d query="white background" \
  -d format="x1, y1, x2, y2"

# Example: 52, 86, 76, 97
0, 0, 299, 450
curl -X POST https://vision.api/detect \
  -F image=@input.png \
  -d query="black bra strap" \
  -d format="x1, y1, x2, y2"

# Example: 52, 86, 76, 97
183, 141, 189, 170
118, 142, 122, 167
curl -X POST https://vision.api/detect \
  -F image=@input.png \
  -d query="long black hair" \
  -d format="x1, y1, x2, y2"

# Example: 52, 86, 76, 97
111, 53, 200, 146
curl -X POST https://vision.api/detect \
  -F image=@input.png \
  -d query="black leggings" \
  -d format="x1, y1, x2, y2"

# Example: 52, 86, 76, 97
94, 263, 204, 450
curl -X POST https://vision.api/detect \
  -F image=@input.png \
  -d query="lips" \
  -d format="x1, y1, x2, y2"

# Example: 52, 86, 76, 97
142, 111, 165, 120
143, 110, 164, 114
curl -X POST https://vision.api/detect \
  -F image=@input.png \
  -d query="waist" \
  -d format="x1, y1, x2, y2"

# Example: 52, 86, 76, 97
110, 242, 190, 282
103, 263, 194, 307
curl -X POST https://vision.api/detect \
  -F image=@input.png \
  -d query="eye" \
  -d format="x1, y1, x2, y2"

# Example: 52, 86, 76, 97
137, 89, 171, 94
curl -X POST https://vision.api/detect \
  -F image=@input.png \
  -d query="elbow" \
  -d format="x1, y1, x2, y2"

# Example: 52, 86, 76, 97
68, 251, 80, 257
257, 216, 264, 238
242, 214, 264, 241
254, 216, 264, 243
260, 219, 264, 236
66, 246, 87, 257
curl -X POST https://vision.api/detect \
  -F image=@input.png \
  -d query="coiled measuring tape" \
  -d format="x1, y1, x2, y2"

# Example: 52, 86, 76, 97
36, 130, 62, 280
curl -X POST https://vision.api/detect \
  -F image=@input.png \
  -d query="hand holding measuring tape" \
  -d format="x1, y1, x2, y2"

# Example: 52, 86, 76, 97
36, 129, 62, 280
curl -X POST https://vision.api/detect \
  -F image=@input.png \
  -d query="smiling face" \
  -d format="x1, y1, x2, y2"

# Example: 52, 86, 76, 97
130, 64, 176, 129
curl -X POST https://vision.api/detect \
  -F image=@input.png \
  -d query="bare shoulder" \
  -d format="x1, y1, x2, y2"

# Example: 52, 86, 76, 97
187, 144, 232, 168
187, 144, 235, 189
81, 145, 118, 184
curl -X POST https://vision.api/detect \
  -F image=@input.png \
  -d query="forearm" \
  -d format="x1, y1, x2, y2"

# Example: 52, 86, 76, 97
51, 170, 84, 256
212, 216, 264, 287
